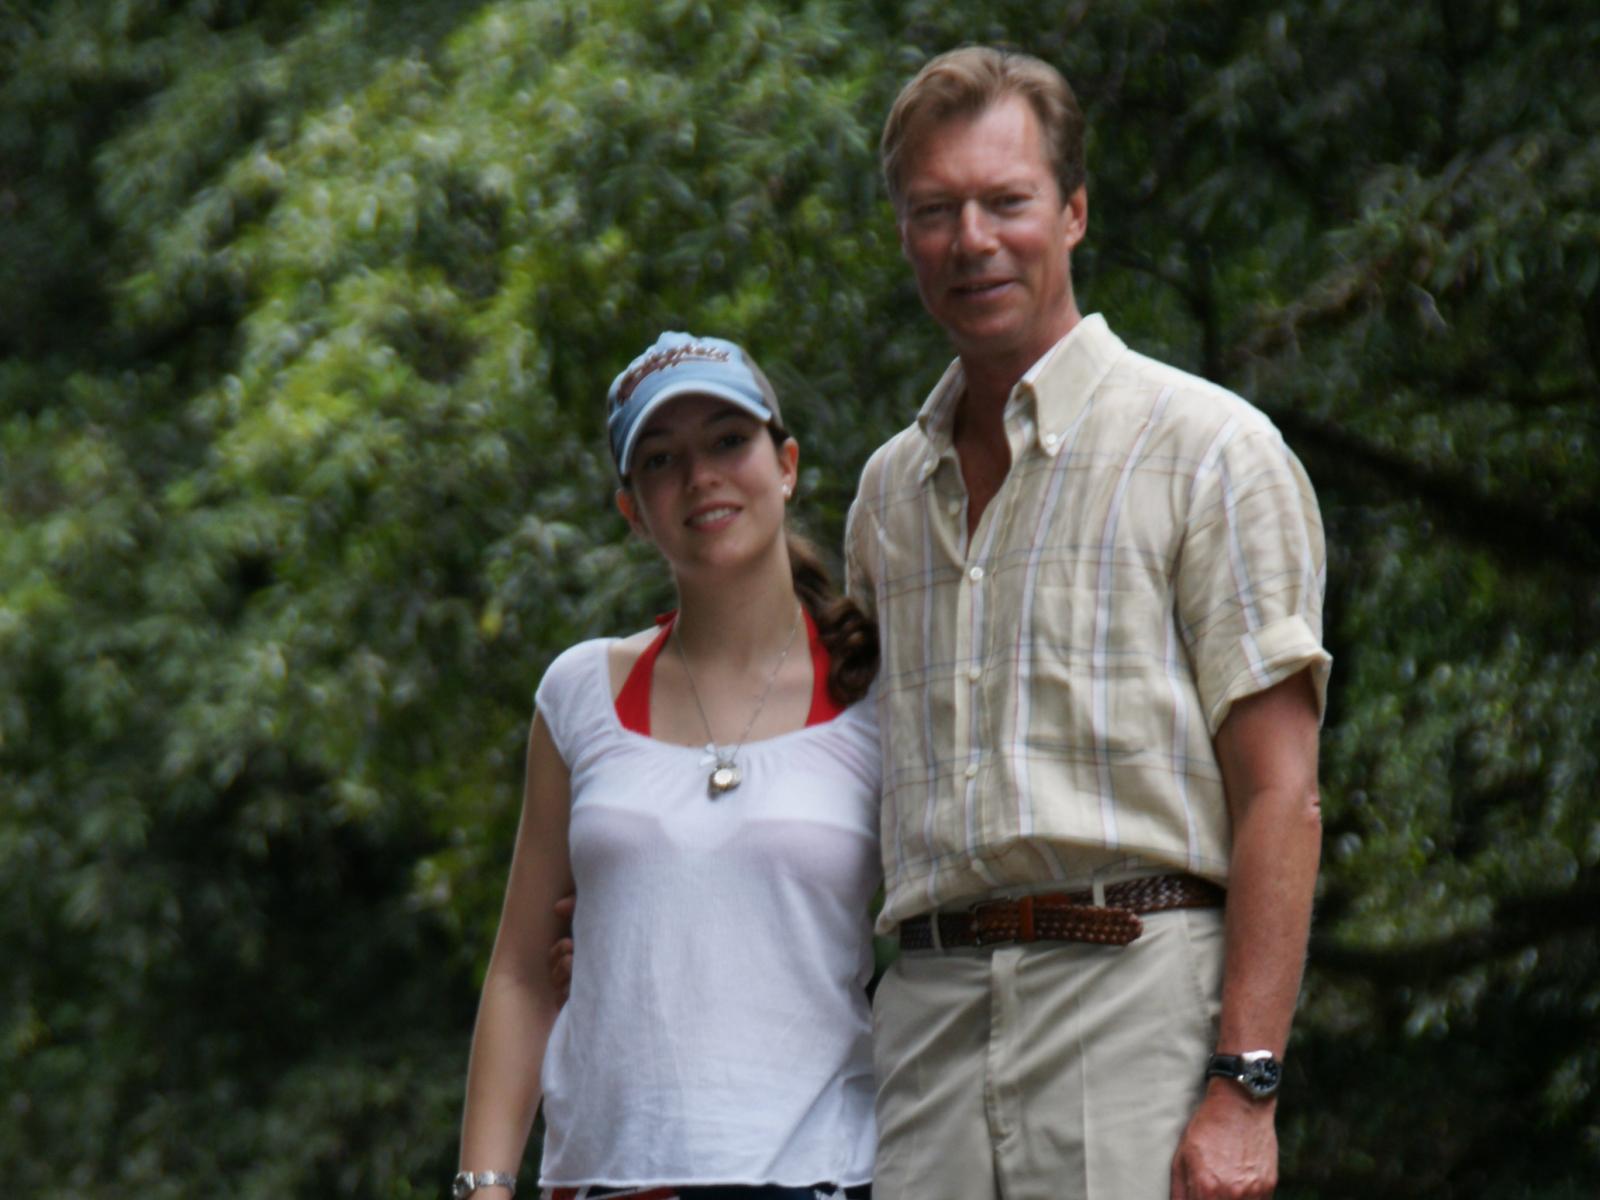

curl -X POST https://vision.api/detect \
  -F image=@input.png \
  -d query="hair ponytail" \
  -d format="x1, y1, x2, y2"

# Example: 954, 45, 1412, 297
786, 529, 878, 706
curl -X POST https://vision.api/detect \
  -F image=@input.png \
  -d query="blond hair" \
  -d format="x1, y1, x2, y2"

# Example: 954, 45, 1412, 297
880, 46, 1085, 210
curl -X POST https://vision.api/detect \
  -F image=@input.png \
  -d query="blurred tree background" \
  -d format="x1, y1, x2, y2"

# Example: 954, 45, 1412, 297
2, 0, 1595, 1196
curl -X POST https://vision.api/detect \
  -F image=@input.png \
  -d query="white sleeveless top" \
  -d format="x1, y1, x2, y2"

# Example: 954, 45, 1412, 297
535, 638, 881, 1189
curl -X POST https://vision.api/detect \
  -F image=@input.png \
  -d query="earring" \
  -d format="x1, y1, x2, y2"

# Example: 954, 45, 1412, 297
782, 484, 792, 498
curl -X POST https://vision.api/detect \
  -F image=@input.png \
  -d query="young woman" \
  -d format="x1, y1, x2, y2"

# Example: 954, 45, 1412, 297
454, 333, 880, 1200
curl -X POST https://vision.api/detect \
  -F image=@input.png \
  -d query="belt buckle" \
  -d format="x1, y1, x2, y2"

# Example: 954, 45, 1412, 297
968, 895, 1036, 945
967, 898, 1001, 946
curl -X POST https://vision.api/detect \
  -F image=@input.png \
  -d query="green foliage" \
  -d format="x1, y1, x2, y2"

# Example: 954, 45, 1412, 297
2, 0, 1596, 1195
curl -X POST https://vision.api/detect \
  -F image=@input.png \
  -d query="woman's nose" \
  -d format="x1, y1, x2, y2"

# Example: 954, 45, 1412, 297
683, 449, 719, 489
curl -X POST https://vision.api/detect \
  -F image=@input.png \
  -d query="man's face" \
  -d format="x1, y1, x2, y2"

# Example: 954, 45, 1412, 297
897, 96, 1088, 371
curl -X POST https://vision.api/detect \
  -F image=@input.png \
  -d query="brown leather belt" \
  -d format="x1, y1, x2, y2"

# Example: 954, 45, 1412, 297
897, 873, 1225, 950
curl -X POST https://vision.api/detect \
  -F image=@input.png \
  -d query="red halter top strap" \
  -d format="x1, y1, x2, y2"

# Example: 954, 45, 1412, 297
802, 606, 845, 725
613, 614, 675, 735
614, 608, 844, 735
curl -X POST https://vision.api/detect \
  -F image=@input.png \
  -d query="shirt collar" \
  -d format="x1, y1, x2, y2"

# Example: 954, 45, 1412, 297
914, 314, 1125, 476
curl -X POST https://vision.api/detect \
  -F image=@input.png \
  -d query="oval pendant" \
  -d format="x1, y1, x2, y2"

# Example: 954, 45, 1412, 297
709, 763, 742, 796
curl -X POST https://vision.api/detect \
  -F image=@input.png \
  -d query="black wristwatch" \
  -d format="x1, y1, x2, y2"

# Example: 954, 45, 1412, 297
1205, 1050, 1282, 1099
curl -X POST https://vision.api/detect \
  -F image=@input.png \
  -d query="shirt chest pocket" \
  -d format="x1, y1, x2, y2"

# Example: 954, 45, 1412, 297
1025, 552, 1177, 678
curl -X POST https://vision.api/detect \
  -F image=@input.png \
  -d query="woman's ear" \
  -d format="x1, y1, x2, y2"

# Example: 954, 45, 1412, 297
615, 487, 647, 539
778, 437, 799, 498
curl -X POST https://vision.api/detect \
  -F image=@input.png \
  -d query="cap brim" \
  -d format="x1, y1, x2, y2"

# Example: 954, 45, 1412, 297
615, 382, 775, 475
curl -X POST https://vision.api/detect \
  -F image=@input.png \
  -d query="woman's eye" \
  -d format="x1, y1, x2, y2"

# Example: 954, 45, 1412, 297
715, 431, 750, 450
638, 451, 671, 472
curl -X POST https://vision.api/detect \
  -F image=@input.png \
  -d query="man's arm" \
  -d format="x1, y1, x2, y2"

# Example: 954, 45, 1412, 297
1171, 668, 1322, 1200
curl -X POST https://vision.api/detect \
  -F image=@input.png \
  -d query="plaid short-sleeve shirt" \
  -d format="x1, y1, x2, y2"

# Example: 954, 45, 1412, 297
846, 316, 1331, 932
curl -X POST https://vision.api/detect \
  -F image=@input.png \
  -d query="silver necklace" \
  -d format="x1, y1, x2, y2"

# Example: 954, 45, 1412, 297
675, 606, 802, 798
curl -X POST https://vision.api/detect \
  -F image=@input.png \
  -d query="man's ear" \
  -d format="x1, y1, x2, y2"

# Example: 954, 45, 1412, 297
1061, 185, 1088, 254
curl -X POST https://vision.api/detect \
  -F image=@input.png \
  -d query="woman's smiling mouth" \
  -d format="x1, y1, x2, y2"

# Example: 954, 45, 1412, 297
686, 504, 740, 529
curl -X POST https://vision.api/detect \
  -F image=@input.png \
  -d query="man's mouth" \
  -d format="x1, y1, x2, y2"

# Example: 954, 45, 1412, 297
952, 278, 1012, 298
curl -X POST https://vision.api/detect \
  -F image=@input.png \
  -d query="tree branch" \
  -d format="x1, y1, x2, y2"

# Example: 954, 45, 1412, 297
1312, 872, 1600, 984
1265, 405, 1600, 574
1224, 258, 1388, 370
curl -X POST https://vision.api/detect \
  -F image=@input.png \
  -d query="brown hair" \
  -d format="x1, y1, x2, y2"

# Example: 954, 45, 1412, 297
880, 46, 1086, 210
784, 527, 878, 707
766, 426, 877, 706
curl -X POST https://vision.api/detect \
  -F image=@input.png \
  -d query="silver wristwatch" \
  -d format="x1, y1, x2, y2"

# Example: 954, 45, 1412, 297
451, 1170, 517, 1199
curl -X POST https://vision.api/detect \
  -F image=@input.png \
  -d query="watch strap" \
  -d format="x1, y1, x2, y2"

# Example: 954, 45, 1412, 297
453, 1169, 517, 1197
1206, 1052, 1248, 1079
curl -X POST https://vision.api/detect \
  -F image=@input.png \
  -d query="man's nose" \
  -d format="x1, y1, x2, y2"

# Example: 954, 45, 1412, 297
955, 201, 999, 255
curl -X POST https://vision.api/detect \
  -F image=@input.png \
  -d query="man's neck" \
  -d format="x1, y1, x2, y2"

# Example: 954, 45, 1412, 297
948, 356, 1030, 538
947, 308, 1084, 535
953, 306, 1083, 430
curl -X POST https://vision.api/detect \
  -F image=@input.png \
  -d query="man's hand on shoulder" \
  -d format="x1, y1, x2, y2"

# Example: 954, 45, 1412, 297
1169, 1081, 1278, 1200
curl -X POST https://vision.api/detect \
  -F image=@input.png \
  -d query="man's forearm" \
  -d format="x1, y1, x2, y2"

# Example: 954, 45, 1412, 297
1212, 668, 1324, 1060
1169, 670, 1322, 1199
1214, 773, 1321, 1059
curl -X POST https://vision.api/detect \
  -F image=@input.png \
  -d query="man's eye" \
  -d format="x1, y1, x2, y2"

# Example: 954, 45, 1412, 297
639, 452, 671, 471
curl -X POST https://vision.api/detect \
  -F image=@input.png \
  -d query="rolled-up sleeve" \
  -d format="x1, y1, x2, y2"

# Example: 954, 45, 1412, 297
1177, 425, 1332, 735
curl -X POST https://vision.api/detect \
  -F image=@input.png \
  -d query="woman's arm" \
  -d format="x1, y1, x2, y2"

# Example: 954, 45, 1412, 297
457, 713, 576, 1186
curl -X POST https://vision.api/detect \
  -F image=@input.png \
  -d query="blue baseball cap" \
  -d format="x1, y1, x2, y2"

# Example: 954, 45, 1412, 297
606, 332, 783, 475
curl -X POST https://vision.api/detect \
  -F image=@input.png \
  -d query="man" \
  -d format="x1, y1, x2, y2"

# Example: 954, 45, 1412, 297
845, 47, 1329, 1200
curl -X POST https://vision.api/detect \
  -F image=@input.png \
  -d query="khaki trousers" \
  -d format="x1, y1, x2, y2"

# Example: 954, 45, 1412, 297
871, 908, 1224, 1200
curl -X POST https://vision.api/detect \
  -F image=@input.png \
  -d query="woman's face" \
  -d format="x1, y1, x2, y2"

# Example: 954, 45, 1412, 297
616, 393, 798, 579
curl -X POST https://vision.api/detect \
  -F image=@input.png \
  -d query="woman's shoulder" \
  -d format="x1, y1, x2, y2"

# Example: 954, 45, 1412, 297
604, 624, 663, 697
535, 637, 614, 706
812, 686, 880, 749
536, 624, 667, 710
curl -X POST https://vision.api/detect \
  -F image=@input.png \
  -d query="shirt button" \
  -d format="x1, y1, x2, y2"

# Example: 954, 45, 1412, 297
947, 498, 962, 515
1043, 432, 1059, 448
965, 763, 979, 779
967, 665, 982, 682
968, 565, 984, 582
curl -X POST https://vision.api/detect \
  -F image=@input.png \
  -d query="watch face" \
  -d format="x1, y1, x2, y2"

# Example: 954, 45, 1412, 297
1242, 1056, 1282, 1097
